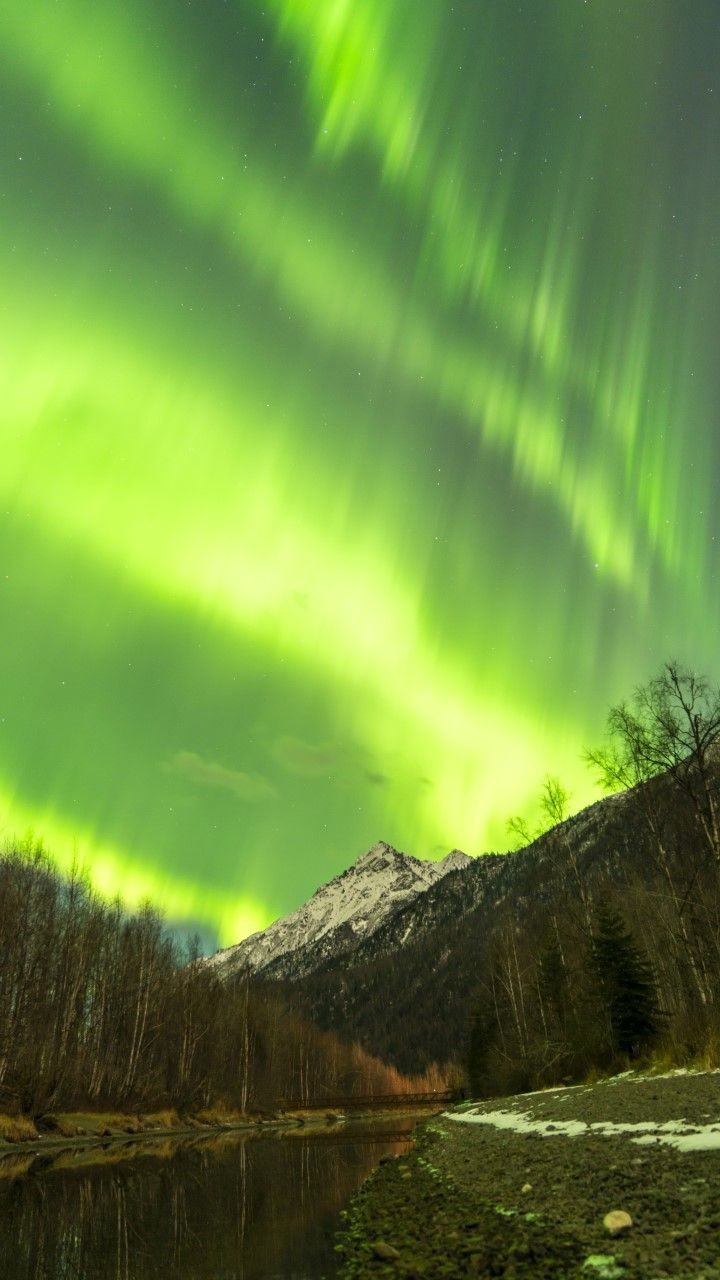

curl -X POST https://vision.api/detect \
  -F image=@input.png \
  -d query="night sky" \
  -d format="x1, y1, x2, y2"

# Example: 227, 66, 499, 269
2, 1, 719, 947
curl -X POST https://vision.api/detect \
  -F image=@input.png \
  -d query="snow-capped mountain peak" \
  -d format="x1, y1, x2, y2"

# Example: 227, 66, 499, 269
354, 840, 403, 871
438, 848, 472, 874
207, 840, 470, 982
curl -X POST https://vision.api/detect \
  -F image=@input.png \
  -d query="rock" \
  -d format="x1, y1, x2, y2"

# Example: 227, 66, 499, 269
521, 1183, 532, 1193
373, 1240, 401, 1261
603, 1210, 633, 1237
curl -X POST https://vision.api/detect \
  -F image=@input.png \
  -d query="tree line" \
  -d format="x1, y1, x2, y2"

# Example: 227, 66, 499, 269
3, 657, 717, 1116
0, 843, 448, 1120
469, 660, 720, 1096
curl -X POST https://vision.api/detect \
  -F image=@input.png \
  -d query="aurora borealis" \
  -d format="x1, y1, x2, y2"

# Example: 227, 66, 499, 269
2, 1, 719, 946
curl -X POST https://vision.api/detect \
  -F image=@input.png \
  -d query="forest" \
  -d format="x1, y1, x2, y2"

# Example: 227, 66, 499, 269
1, 660, 719, 1122
278, 663, 720, 1096
466, 662, 720, 1095
0, 843, 449, 1123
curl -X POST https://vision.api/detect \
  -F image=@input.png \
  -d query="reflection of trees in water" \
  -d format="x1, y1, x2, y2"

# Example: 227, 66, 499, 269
0, 1123, 412, 1279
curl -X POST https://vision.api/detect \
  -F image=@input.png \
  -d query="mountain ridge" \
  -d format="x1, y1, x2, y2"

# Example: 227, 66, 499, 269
208, 840, 472, 982
212, 756, 719, 1075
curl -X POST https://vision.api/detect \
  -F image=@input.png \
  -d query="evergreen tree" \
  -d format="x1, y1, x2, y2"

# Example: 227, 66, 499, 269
466, 1006, 493, 1097
590, 908, 663, 1057
538, 934, 571, 1036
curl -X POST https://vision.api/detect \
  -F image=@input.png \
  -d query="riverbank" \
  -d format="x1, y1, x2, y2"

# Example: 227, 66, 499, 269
0, 1106, 276, 1153
0, 1103, 443, 1158
336, 1070, 720, 1278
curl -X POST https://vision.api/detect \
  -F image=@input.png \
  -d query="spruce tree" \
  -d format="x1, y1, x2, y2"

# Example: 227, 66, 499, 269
467, 1006, 493, 1097
538, 935, 571, 1035
590, 908, 663, 1057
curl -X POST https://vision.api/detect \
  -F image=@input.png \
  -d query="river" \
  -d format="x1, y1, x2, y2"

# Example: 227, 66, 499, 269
0, 1115, 417, 1279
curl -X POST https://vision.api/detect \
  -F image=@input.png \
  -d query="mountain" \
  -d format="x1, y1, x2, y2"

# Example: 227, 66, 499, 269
207, 841, 472, 982
212, 754, 720, 1076
281, 791, 638, 1070
287, 766, 720, 1073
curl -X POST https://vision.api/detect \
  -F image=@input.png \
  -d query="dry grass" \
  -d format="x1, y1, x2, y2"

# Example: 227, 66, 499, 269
580, 1063, 611, 1086
641, 1028, 720, 1076
50, 1137, 180, 1173
576, 1029, 720, 1085
43, 1109, 185, 1138
194, 1105, 250, 1128
0, 1154, 36, 1179
0, 1112, 38, 1143
689, 1032, 720, 1071
43, 1111, 147, 1138
138, 1109, 182, 1131
281, 1107, 344, 1122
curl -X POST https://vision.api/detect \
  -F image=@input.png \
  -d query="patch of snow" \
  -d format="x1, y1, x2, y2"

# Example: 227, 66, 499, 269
446, 1110, 588, 1138
512, 1068, 720, 1100
626, 1067, 720, 1083
444, 1108, 720, 1152
514, 1082, 592, 1099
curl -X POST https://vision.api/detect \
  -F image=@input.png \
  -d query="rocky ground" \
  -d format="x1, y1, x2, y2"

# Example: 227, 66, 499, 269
335, 1071, 720, 1279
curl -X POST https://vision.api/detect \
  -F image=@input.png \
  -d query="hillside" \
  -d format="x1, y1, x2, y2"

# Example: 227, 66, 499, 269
208, 842, 471, 982
231, 755, 720, 1075
271, 789, 641, 1071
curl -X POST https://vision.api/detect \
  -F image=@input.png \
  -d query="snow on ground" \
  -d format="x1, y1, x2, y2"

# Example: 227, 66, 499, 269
445, 1106, 720, 1152
509, 1068, 716, 1100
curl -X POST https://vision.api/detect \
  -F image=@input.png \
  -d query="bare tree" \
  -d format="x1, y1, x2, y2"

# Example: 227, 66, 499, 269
585, 660, 720, 1008
507, 776, 591, 925
587, 660, 720, 866
0, 841, 443, 1119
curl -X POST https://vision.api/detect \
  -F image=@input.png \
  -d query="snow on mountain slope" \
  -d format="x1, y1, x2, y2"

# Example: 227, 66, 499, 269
207, 841, 471, 981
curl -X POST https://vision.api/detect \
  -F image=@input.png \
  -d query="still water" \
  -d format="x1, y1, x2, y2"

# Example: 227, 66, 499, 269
0, 1117, 415, 1279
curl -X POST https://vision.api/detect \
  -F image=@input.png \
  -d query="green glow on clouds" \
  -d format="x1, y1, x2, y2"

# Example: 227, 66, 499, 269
0, 0, 718, 942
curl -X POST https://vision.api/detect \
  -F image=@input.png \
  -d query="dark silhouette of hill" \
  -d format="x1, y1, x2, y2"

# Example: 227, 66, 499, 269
255, 762, 719, 1073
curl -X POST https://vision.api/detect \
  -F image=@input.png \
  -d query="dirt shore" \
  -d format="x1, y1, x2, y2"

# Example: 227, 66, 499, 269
336, 1070, 720, 1279
0, 1104, 441, 1159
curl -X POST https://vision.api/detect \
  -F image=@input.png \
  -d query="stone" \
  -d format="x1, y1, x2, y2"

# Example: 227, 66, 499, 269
583, 1257, 624, 1279
373, 1241, 401, 1261
603, 1210, 633, 1237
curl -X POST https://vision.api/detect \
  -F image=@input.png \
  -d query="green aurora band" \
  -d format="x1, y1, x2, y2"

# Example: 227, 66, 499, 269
1, 0, 718, 943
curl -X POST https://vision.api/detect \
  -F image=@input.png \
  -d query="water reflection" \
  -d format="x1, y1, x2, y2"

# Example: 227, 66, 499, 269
0, 1117, 415, 1279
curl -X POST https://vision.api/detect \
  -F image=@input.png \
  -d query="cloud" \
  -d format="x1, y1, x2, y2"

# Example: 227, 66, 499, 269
270, 736, 341, 777
270, 735, 391, 790
165, 751, 275, 803
364, 771, 389, 787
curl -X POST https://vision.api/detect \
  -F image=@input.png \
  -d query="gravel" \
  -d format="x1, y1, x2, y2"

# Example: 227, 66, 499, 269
336, 1071, 720, 1278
